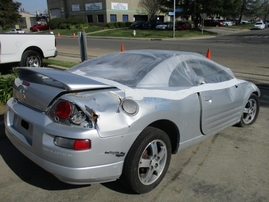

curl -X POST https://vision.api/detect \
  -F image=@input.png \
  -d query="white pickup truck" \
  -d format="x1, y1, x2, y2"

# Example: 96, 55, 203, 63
0, 33, 57, 67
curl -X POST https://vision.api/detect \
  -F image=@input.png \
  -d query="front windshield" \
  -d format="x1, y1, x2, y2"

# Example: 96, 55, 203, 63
67, 51, 166, 87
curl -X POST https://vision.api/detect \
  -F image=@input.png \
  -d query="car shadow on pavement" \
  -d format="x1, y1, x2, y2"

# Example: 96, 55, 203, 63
0, 137, 89, 190
101, 181, 135, 194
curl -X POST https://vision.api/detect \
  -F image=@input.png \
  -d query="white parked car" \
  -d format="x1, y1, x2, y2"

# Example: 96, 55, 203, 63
253, 22, 265, 29
240, 20, 250, 24
221, 20, 233, 26
7, 28, 25, 33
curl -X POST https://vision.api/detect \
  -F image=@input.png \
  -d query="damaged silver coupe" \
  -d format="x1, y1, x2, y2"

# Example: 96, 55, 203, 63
5, 50, 260, 193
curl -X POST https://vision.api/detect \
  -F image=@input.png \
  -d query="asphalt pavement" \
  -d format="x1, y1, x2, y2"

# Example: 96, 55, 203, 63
50, 26, 251, 64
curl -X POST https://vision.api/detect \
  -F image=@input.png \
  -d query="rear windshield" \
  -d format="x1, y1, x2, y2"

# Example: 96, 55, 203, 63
67, 52, 165, 87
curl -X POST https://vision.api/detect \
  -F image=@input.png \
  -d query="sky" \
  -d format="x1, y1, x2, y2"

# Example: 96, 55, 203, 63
15, 0, 48, 15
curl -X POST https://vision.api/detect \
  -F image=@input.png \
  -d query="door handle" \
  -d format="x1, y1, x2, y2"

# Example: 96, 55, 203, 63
204, 96, 212, 102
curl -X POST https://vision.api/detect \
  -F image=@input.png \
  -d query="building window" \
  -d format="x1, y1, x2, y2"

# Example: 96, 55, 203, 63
87, 15, 93, 23
98, 14, 104, 23
122, 15, 128, 22
110, 14, 117, 22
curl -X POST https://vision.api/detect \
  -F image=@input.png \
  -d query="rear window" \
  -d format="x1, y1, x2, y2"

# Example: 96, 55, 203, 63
68, 52, 165, 87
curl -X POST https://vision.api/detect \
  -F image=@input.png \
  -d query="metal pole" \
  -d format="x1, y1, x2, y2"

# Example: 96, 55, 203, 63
78, 30, 88, 62
173, 0, 175, 38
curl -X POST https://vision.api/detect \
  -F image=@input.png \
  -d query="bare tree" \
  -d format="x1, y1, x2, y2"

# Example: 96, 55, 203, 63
139, 0, 162, 20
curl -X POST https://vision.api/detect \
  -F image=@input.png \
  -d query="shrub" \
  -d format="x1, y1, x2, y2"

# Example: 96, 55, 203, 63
106, 22, 115, 29
68, 24, 76, 30
65, 17, 84, 25
76, 23, 89, 29
0, 70, 17, 104
48, 18, 65, 29
59, 23, 68, 29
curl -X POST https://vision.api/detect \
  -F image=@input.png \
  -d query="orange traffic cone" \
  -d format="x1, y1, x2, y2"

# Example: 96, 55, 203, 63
206, 48, 211, 59
73, 33, 76, 38
57, 32, 61, 38
121, 43, 125, 52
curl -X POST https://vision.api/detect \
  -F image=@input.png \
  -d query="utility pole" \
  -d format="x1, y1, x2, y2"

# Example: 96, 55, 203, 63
173, 0, 175, 38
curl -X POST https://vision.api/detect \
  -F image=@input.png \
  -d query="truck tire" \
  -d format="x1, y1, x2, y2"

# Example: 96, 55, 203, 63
20, 50, 43, 67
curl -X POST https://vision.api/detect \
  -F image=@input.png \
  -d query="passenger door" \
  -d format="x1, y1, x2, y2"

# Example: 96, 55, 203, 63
199, 85, 243, 135
186, 59, 244, 135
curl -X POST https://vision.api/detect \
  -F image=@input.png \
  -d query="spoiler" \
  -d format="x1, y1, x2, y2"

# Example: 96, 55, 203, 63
17, 67, 111, 91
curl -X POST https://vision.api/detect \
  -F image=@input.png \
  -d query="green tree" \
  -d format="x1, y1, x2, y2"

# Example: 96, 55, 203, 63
222, 0, 242, 18
249, 0, 269, 20
0, 0, 21, 29
159, 0, 242, 29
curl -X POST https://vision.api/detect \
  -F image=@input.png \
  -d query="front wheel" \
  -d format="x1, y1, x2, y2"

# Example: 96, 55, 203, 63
20, 50, 43, 67
237, 93, 260, 127
120, 127, 171, 194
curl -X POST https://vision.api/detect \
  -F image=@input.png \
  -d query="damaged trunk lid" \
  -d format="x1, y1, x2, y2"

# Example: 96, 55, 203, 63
13, 67, 112, 112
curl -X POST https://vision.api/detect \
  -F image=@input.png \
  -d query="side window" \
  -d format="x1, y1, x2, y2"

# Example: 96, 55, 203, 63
168, 63, 195, 87
187, 60, 233, 83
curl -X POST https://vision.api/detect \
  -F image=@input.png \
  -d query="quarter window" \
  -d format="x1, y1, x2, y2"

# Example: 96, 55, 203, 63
187, 60, 233, 83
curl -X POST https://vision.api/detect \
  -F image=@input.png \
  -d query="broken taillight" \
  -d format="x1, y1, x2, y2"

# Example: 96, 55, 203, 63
48, 99, 92, 128
55, 101, 72, 119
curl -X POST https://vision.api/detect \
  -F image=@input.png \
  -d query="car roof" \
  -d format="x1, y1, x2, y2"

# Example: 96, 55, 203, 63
68, 50, 209, 87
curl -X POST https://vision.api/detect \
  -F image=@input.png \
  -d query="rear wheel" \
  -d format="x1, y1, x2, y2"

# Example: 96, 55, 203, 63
20, 50, 43, 67
237, 93, 260, 127
120, 127, 171, 194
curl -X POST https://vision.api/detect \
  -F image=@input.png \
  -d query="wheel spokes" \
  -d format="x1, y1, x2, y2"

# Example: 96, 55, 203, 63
243, 99, 257, 124
138, 140, 167, 185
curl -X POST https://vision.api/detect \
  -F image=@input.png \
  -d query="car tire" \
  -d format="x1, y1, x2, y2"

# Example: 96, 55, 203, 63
120, 126, 171, 194
236, 93, 260, 127
20, 50, 43, 67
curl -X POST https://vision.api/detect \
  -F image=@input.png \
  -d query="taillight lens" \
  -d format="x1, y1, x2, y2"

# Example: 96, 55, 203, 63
74, 140, 91, 150
54, 137, 91, 150
55, 101, 72, 119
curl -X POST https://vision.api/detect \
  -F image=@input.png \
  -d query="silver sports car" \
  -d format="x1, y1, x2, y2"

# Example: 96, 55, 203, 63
5, 50, 260, 193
